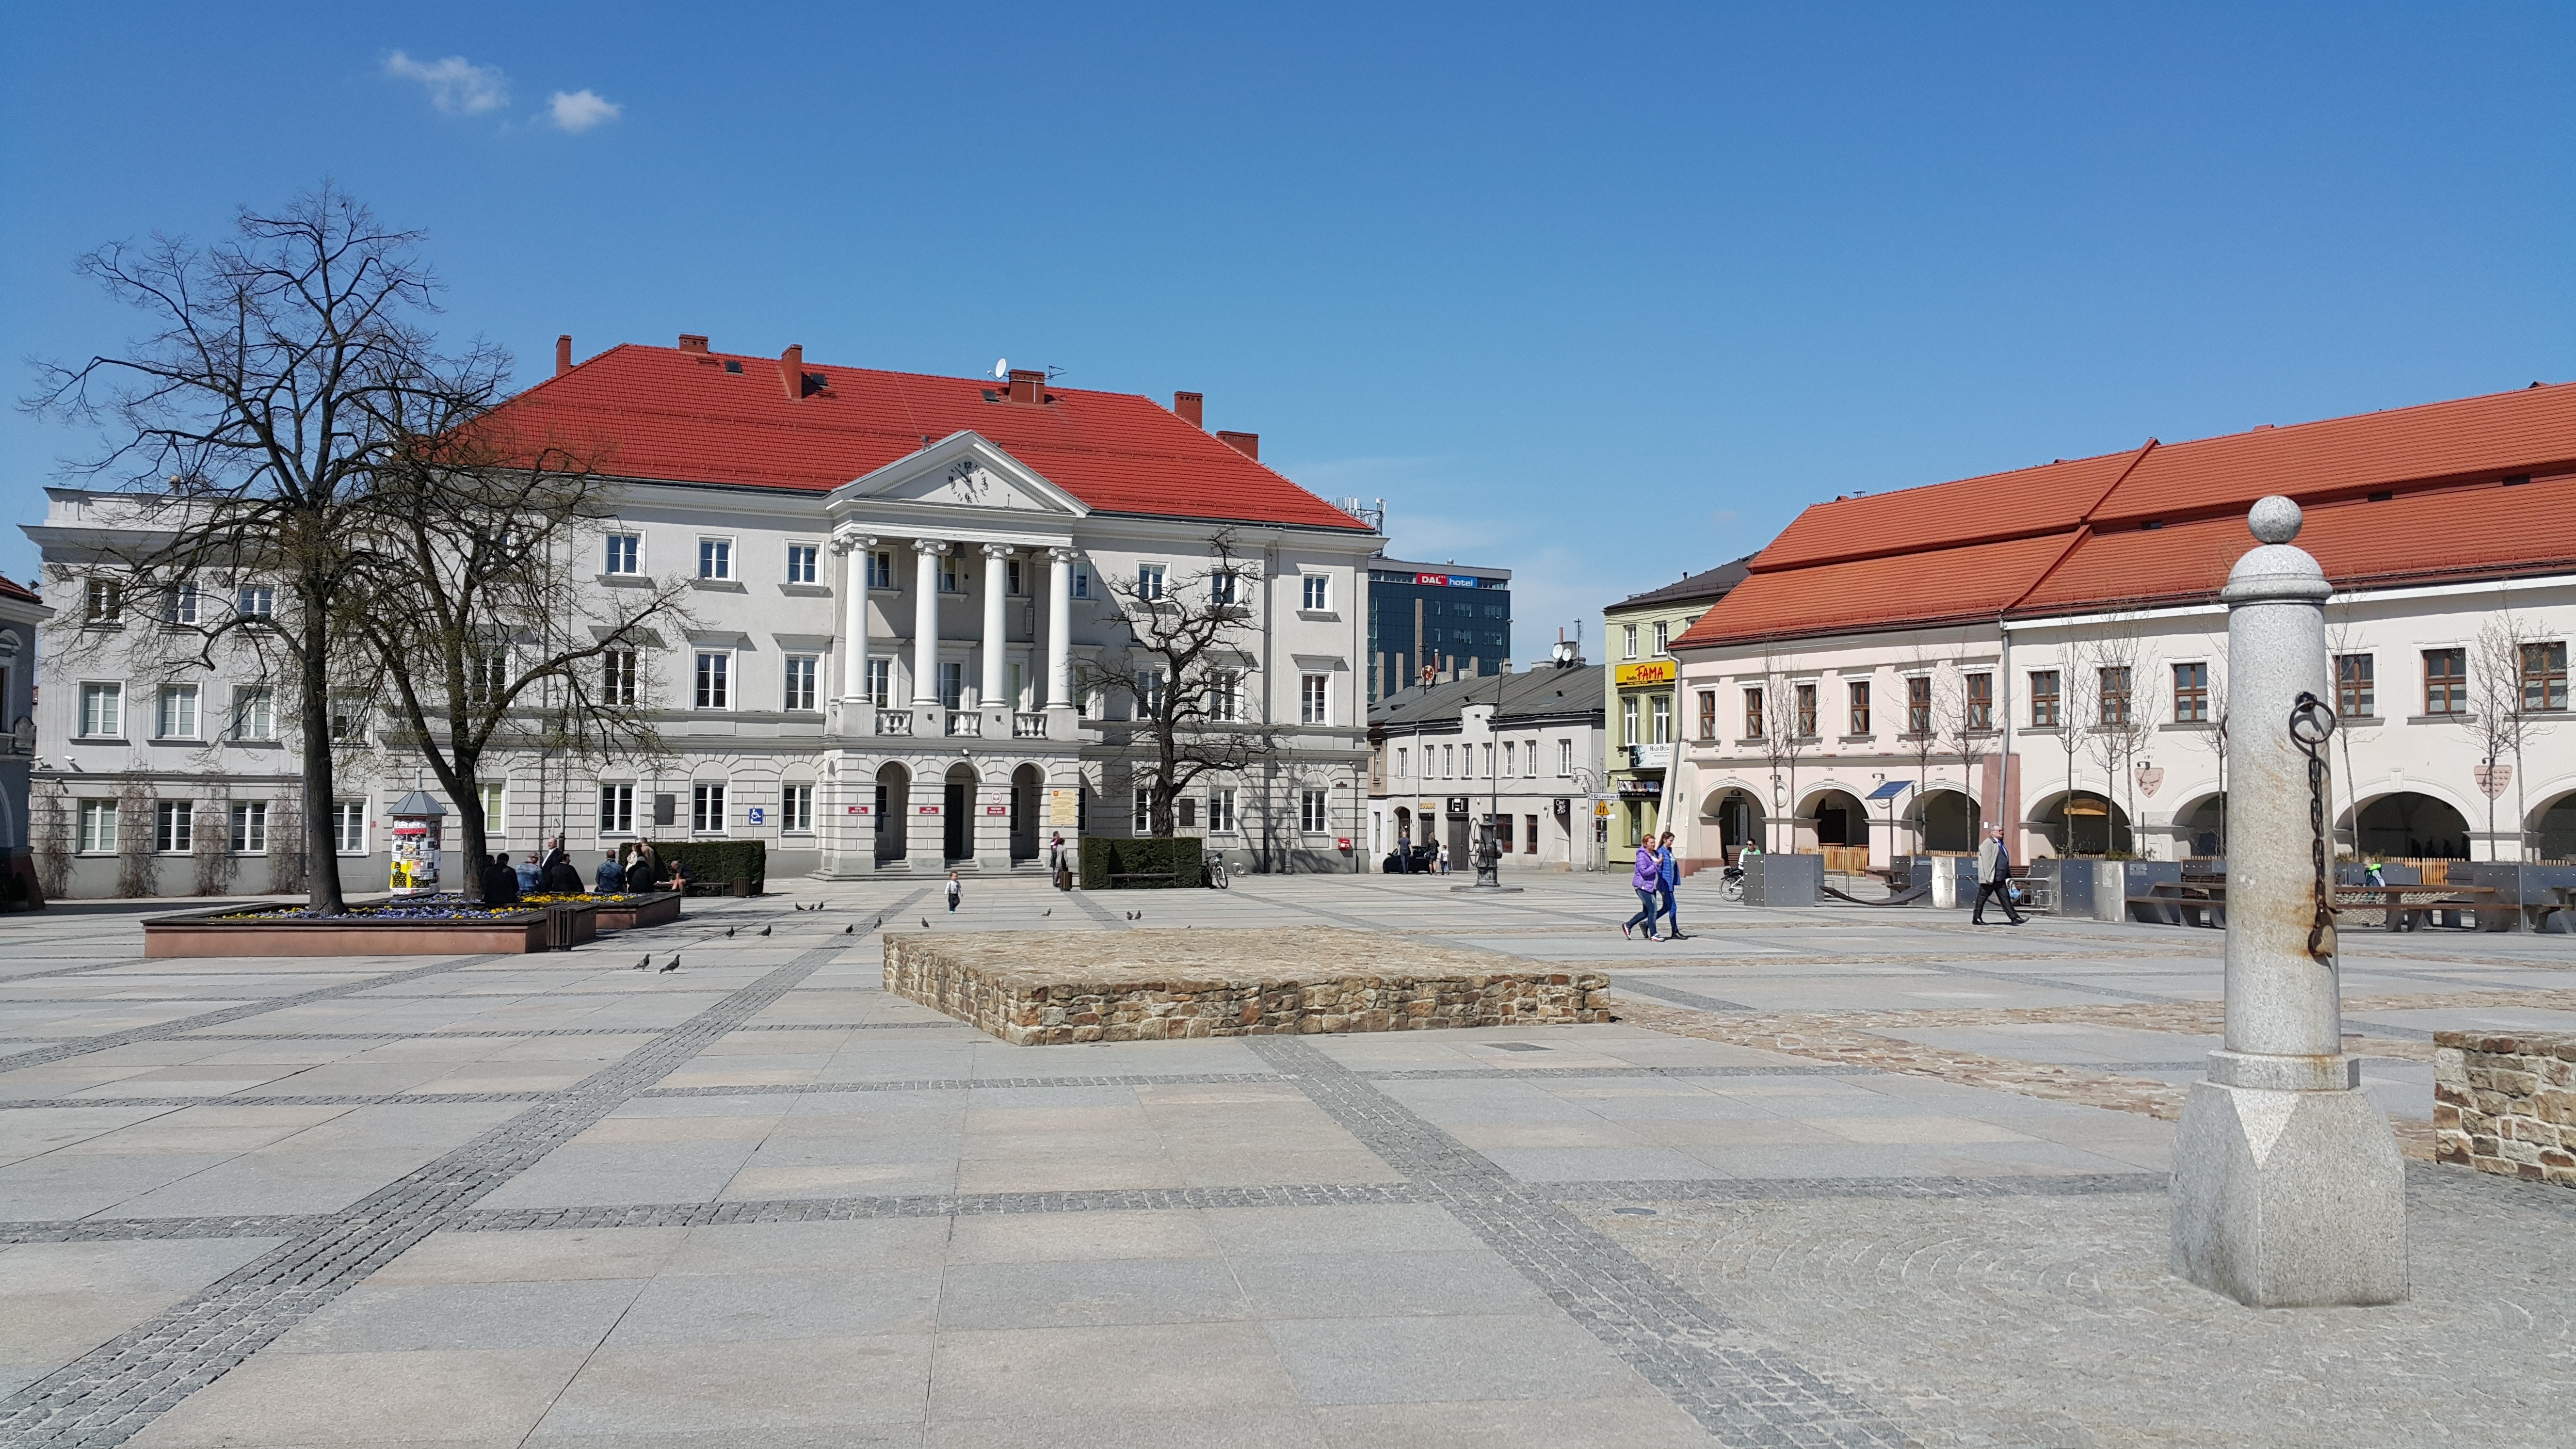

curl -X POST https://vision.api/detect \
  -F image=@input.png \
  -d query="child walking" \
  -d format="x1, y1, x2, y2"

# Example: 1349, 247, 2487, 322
946, 870, 963, 913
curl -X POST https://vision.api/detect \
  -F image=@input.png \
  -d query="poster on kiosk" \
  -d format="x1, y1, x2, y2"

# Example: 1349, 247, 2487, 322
387, 790, 448, 896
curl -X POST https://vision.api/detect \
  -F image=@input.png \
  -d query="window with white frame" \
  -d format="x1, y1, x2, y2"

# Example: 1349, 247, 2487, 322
332, 800, 366, 853
867, 550, 894, 589
235, 585, 274, 620
1071, 563, 1093, 599
694, 651, 730, 709
1137, 563, 1166, 601
697, 538, 734, 580
1300, 789, 1329, 834
464, 647, 506, 708
781, 784, 814, 833
1621, 696, 1639, 747
1653, 620, 1669, 656
938, 555, 963, 593
1502, 741, 1516, 776
1651, 694, 1671, 744
1133, 789, 1152, 833
1300, 673, 1328, 725
329, 691, 370, 742
155, 800, 193, 854
79, 682, 123, 738
1442, 744, 1455, 778
691, 782, 728, 833
161, 581, 199, 626
602, 650, 638, 708
84, 577, 123, 625
1557, 739, 1573, 776
598, 784, 634, 836
480, 782, 506, 835
1006, 557, 1027, 596
1210, 786, 1238, 833
605, 533, 640, 574
1136, 669, 1165, 717
230, 801, 268, 854
1622, 624, 1638, 660
155, 683, 199, 740
1208, 570, 1236, 605
1210, 670, 1238, 722
79, 799, 117, 853
1302, 575, 1329, 611
1395, 746, 1409, 779
229, 687, 274, 741
783, 655, 819, 711
939, 661, 966, 710
786, 544, 819, 585
1524, 740, 1538, 777
865, 658, 892, 707
1481, 742, 1495, 777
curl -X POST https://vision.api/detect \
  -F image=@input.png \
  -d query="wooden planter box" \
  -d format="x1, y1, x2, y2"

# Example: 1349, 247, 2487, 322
145, 902, 589, 957
592, 891, 684, 932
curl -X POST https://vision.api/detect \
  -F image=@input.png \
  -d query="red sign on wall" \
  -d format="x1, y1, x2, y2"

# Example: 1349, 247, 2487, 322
917, 805, 940, 814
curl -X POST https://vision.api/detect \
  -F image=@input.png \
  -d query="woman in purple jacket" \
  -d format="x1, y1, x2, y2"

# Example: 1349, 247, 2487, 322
1622, 838, 1662, 940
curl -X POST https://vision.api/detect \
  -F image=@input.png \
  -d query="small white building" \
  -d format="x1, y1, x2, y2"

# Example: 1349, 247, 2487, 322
1367, 655, 1606, 870
1666, 382, 2576, 875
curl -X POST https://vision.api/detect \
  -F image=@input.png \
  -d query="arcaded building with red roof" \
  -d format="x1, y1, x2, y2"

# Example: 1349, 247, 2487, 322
25, 339, 1385, 894
1665, 382, 2576, 879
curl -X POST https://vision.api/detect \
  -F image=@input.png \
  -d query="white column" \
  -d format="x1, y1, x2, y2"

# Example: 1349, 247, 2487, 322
1046, 547, 1075, 712
835, 532, 874, 703
980, 543, 1010, 710
911, 540, 946, 709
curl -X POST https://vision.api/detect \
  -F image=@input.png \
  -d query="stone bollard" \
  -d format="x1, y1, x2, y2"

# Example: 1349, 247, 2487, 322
2170, 496, 2407, 1307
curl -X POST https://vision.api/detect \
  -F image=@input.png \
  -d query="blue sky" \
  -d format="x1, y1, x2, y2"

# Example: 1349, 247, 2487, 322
5, 3, 2571, 660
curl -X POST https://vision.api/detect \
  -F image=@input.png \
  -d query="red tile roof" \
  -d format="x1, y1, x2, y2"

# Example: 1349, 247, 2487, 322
0, 575, 38, 604
1678, 381, 2576, 650
483, 344, 1372, 532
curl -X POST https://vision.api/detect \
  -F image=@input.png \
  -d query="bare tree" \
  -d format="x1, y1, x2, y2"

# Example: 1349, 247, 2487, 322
2080, 614, 2158, 857
26, 186, 466, 913
1897, 651, 1942, 851
2045, 643, 2095, 854
30, 781, 73, 901
2470, 612, 2548, 863
1761, 651, 1814, 854
191, 786, 238, 897
1937, 656, 1992, 846
1088, 533, 1283, 837
2197, 658, 2231, 859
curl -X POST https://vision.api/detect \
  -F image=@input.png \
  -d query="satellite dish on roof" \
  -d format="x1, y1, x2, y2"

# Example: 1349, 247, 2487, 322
994, 358, 1009, 380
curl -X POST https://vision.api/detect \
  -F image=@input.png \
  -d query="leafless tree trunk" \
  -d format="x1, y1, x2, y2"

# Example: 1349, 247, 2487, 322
1762, 651, 1812, 854
191, 787, 238, 897
30, 781, 74, 900
267, 795, 308, 894
2470, 615, 2536, 863
115, 777, 155, 898
1899, 650, 1941, 853
2052, 644, 2095, 855
1937, 659, 1991, 844
1087, 532, 1282, 837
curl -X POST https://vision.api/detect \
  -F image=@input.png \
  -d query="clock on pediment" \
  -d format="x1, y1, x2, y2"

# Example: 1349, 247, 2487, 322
945, 461, 992, 505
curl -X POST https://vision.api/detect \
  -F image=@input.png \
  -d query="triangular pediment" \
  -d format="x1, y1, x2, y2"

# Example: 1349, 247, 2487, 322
830, 432, 1088, 517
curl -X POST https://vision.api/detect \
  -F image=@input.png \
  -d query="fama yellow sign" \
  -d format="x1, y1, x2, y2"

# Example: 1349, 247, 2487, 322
1615, 660, 1677, 687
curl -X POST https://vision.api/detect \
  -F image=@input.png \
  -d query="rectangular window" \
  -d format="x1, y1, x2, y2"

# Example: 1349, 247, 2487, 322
1006, 558, 1027, 596
1138, 564, 1166, 601
1498, 814, 1515, 853
1525, 813, 1539, 853
1303, 575, 1329, 611
1907, 675, 1933, 735
1211, 670, 1239, 722
2097, 666, 2132, 726
602, 650, 638, 708
1481, 742, 1495, 777
1525, 740, 1538, 778
1177, 796, 1198, 829
162, 581, 199, 625
1301, 789, 1328, 834
1443, 744, 1456, 779
156, 683, 199, 740
1653, 620, 1669, 656
1794, 683, 1817, 738
940, 661, 966, 710
1557, 739, 1573, 776
329, 691, 369, 742
230, 801, 268, 854
865, 658, 892, 708
1622, 624, 1638, 660
1135, 669, 1164, 717
235, 585, 274, 620
481, 783, 505, 835
1503, 741, 1516, 777
691, 782, 727, 833
1650, 694, 1671, 744
1965, 672, 1994, 730
783, 655, 818, 711
939, 555, 962, 593
694, 651, 730, 710
1743, 687, 1764, 740
605, 533, 640, 574
331, 801, 366, 854
1133, 789, 1152, 833
2029, 670, 2061, 728
1847, 681, 1872, 736
1210, 786, 1237, 833
1209, 571, 1237, 605
1396, 746, 1409, 780
598, 784, 634, 836
1071, 563, 1093, 600
1696, 690, 1716, 741
1622, 696, 1639, 747
1301, 673, 1329, 725
79, 799, 117, 853
2423, 648, 2466, 715
2523, 641, 2568, 712
2335, 654, 2374, 718
465, 648, 506, 708
2173, 661, 2210, 723
697, 538, 733, 580
867, 550, 895, 589
781, 784, 814, 833
229, 687, 275, 741
85, 577, 122, 624
155, 800, 193, 854
80, 682, 123, 738
785, 544, 819, 584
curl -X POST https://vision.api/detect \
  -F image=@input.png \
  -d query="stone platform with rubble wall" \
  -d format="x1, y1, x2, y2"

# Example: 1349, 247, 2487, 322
883, 927, 1611, 1045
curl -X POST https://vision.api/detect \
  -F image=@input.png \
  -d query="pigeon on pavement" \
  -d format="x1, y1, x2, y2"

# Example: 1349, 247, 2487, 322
725, 927, 737, 938
843, 923, 854, 934
634, 954, 650, 970
758, 925, 772, 937
921, 918, 930, 929
660, 954, 680, 973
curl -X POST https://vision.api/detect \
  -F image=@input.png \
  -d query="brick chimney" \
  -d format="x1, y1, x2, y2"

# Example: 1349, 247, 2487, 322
555, 335, 572, 376
678, 334, 709, 353
1007, 368, 1046, 405
778, 344, 805, 401
1173, 391, 1204, 428
1216, 430, 1259, 461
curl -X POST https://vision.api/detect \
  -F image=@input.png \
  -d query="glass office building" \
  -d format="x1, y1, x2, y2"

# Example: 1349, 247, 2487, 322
1366, 558, 1512, 704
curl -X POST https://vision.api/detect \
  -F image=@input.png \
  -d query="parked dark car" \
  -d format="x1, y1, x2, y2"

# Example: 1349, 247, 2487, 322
1382, 842, 1440, 874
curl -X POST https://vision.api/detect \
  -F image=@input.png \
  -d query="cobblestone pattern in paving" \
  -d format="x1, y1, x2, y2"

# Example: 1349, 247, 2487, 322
0, 944, 845, 1449
1252, 1033, 1912, 1448
0, 955, 502, 1074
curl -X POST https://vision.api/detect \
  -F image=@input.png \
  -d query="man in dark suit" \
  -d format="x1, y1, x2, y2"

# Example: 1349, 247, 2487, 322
1974, 825, 2025, 926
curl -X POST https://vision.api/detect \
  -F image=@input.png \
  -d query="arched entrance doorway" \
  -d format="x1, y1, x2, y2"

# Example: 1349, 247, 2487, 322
1918, 789, 1980, 853
1699, 788, 1764, 864
944, 764, 977, 862
1804, 789, 1867, 850
1010, 764, 1042, 862
2176, 794, 2226, 859
2032, 791, 2132, 856
874, 763, 909, 863
2352, 791, 2470, 859
2537, 791, 2576, 863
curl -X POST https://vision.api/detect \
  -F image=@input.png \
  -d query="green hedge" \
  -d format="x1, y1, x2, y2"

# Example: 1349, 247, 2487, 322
1079, 836, 1203, 889
644, 839, 766, 895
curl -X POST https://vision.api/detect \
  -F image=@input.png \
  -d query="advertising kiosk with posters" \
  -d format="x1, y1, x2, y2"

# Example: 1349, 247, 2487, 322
387, 790, 447, 896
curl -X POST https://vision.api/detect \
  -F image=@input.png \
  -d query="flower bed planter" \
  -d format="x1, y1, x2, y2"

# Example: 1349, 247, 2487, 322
144, 899, 597, 958
588, 891, 684, 932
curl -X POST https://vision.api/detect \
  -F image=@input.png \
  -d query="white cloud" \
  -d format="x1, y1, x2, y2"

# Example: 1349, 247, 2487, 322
384, 51, 510, 115
547, 89, 622, 132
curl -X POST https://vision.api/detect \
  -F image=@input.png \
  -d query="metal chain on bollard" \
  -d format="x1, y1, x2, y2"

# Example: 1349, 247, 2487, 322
2288, 691, 2338, 966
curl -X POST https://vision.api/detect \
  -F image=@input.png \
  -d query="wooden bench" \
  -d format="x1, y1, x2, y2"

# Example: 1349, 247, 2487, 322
2333, 886, 2499, 932
2133, 881, 2224, 927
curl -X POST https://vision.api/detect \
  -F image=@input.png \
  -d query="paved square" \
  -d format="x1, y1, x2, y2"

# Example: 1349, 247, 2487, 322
3, 875, 2571, 1447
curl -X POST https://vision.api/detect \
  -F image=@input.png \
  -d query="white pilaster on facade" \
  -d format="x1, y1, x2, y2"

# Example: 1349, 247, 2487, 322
981, 543, 1011, 709
1046, 547, 1075, 714
911, 540, 947, 709
833, 530, 875, 702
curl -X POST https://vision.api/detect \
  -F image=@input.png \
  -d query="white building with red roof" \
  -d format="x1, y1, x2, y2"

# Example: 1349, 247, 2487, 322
23, 338, 1385, 894
1666, 381, 2576, 897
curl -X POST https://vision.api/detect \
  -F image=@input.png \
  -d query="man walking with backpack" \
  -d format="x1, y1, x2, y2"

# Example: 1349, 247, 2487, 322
1974, 825, 2025, 926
